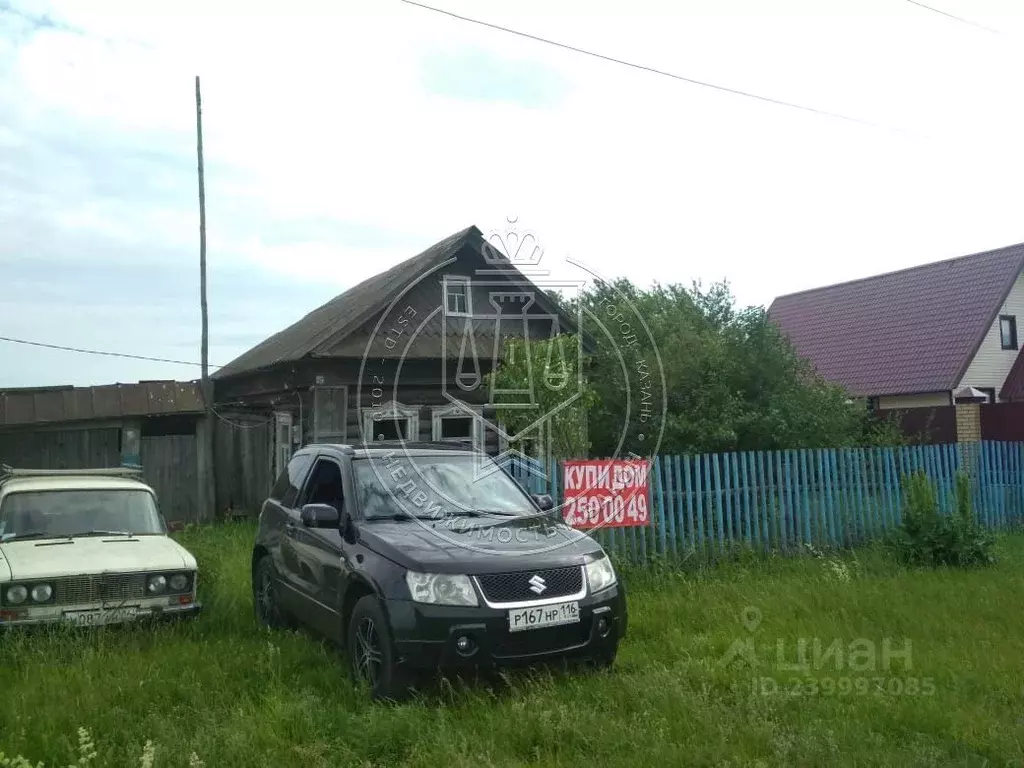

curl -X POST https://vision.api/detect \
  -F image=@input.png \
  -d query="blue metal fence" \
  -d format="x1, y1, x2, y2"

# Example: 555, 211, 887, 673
506, 441, 1024, 563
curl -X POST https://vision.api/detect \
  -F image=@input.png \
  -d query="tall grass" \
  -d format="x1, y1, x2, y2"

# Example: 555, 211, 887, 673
3, 522, 1024, 766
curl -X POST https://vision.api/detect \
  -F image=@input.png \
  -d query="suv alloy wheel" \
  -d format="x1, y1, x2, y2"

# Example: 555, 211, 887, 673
347, 595, 413, 702
253, 555, 293, 630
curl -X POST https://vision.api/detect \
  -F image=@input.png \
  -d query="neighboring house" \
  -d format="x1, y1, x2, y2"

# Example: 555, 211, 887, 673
0, 381, 209, 523
212, 225, 589, 478
768, 242, 1024, 410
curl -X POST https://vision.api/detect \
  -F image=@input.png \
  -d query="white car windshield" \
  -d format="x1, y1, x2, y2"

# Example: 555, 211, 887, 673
353, 455, 537, 520
0, 489, 164, 541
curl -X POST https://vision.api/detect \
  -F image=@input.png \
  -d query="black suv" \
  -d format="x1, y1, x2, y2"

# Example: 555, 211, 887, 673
251, 442, 627, 700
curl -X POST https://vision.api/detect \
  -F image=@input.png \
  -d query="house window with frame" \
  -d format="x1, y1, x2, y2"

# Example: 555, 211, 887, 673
431, 404, 481, 449
445, 276, 471, 316
1000, 315, 1018, 350
362, 402, 420, 443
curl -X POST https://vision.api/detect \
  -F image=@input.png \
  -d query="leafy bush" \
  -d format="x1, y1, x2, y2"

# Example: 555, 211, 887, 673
888, 470, 996, 567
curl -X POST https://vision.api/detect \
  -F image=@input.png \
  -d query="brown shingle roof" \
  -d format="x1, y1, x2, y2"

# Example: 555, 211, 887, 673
768, 243, 1024, 397
0, 381, 205, 427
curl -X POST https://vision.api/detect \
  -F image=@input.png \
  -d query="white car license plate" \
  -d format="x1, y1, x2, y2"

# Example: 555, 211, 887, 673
65, 607, 138, 626
508, 601, 580, 632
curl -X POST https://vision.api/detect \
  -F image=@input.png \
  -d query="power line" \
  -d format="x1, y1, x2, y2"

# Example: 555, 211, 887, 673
903, 0, 1003, 34
0, 336, 223, 369
400, 0, 906, 135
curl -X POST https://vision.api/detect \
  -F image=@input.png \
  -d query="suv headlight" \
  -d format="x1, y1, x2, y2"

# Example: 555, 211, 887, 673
585, 555, 617, 594
405, 571, 478, 607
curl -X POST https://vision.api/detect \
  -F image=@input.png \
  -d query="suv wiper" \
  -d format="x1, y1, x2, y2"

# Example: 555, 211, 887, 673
450, 509, 521, 518
0, 530, 49, 542
71, 529, 135, 538
377, 512, 442, 522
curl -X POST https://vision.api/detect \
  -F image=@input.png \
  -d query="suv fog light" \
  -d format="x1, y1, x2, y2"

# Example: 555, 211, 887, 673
596, 617, 610, 638
455, 634, 476, 656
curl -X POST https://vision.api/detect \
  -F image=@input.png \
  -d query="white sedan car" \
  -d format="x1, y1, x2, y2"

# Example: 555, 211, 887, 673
0, 466, 201, 628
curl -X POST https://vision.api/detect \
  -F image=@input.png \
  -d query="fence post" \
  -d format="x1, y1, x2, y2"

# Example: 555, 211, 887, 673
711, 454, 725, 555
672, 455, 685, 556
692, 454, 704, 560
654, 456, 667, 559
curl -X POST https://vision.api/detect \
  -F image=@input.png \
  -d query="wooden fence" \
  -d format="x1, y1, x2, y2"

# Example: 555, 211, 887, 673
509, 441, 1024, 563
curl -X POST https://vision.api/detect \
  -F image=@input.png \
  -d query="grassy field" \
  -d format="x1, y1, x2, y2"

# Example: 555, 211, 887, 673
4, 523, 1024, 767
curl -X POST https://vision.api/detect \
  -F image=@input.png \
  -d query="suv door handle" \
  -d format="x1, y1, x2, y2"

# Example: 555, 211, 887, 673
285, 523, 297, 538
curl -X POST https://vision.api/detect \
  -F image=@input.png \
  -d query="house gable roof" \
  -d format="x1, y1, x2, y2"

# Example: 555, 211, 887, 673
213, 225, 584, 379
767, 243, 1024, 397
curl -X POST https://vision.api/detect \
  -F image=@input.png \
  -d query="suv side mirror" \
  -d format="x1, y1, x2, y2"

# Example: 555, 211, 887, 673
531, 494, 554, 511
301, 503, 340, 528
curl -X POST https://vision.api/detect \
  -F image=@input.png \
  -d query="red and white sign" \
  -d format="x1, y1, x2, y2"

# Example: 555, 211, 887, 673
561, 459, 651, 529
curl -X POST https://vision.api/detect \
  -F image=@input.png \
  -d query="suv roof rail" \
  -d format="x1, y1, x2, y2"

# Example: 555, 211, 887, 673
0, 464, 146, 484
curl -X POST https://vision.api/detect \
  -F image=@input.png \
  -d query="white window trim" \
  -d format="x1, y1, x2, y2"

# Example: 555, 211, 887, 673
443, 275, 473, 317
362, 401, 420, 442
431, 403, 483, 450
273, 412, 294, 478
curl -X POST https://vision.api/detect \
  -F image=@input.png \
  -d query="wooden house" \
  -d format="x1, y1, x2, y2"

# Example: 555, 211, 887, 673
212, 225, 590, 481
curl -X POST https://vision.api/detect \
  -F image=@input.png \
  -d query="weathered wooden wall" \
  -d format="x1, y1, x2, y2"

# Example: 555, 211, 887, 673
0, 426, 122, 468
0, 422, 203, 524
213, 411, 274, 517
141, 434, 198, 524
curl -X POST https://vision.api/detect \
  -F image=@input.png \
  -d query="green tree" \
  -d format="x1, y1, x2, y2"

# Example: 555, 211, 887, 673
483, 334, 599, 459
558, 278, 904, 457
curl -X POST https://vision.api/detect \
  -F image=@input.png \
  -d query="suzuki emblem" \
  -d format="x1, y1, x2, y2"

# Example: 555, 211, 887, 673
528, 574, 547, 594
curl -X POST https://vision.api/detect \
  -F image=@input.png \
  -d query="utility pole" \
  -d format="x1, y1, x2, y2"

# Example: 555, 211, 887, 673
195, 75, 216, 521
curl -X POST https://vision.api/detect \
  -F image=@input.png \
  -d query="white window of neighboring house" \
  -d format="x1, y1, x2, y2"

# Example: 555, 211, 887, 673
444, 276, 472, 316
1000, 314, 1018, 351
432, 404, 482, 450
362, 402, 420, 442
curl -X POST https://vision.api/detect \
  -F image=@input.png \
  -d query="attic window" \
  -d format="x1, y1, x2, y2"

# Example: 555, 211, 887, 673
445, 276, 471, 316
1001, 315, 1018, 350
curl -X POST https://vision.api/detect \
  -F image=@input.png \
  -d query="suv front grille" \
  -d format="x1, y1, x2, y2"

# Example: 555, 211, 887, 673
52, 574, 146, 605
476, 566, 584, 604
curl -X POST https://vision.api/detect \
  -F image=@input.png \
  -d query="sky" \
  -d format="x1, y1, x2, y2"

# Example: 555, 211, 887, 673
2, 0, 1024, 388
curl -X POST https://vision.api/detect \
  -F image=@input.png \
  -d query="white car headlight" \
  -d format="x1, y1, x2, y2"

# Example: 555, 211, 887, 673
405, 571, 478, 607
5, 585, 28, 604
585, 555, 617, 594
168, 573, 191, 592
147, 575, 167, 594
30, 584, 53, 603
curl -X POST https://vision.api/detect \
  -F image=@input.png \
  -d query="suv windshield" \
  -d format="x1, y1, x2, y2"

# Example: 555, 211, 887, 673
353, 454, 537, 520
0, 489, 164, 541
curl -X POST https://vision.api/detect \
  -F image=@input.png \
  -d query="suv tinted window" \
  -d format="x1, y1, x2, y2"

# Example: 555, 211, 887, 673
297, 458, 344, 511
271, 453, 314, 508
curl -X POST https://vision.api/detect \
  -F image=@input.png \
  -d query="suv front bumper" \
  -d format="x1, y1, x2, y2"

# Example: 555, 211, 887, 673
386, 581, 627, 670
